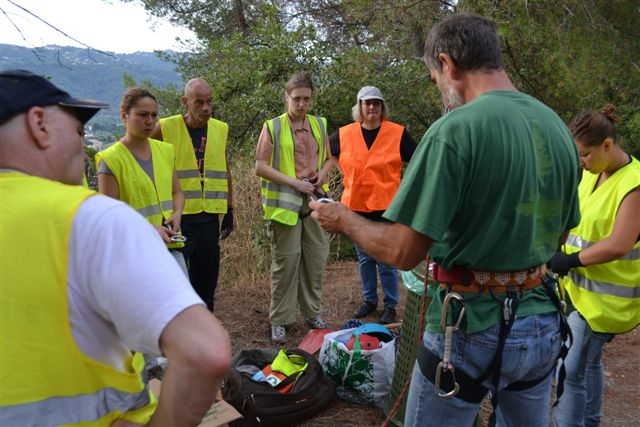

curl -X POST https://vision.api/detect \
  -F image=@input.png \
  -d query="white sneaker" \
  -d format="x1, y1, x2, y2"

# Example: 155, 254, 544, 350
271, 325, 287, 344
305, 315, 329, 329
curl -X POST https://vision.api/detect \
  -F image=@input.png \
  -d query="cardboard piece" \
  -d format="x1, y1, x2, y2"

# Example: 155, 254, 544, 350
149, 379, 242, 427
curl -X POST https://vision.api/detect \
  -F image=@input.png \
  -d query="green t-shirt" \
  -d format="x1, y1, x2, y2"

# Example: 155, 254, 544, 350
384, 91, 581, 333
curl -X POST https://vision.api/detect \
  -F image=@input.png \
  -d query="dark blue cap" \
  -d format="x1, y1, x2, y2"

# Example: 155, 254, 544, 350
0, 69, 108, 124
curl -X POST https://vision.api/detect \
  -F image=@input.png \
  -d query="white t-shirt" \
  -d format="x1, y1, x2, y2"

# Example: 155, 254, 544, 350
68, 195, 203, 370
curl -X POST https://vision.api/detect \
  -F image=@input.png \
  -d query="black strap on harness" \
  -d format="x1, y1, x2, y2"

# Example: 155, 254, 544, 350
417, 345, 487, 403
476, 288, 520, 387
540, 273, 573, 406
488, 274, 573, 426
416, 273, 572, 412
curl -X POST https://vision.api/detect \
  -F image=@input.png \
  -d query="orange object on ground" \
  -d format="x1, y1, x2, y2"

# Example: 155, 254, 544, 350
297, 328, 335, 354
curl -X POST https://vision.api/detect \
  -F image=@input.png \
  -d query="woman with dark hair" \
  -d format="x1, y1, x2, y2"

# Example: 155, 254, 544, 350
550, 104, 640, 427
96, 87, 187, 273
254, 71, 334, 344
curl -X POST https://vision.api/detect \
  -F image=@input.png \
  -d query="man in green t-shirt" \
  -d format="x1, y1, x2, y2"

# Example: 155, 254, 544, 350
311, 13, 581, 427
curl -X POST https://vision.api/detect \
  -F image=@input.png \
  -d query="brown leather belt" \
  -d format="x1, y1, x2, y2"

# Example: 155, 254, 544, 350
433, 264, 547, 294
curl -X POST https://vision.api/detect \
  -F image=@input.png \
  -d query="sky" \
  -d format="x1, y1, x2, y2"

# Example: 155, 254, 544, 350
0, 0, 196, 53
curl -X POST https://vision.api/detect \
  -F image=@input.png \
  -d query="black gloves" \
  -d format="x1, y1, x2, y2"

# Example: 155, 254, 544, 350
547, 251, 583, 276
220, 207, 234, 240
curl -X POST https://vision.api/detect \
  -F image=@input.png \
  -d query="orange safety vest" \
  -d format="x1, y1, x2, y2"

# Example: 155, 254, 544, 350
338, 121, 404, 212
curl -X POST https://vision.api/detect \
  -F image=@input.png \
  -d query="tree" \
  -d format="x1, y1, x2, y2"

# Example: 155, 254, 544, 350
129, 0, 639, 157
121, 0, 639, 282
458, 0, 640, 155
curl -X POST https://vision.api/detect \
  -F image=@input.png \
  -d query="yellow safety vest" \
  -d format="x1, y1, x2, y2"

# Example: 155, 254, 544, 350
159, 115, 229, 214
561, 156, 640, 333
96, 139, 183, 249
260, 113, 329, 225
0, 172, 156, 426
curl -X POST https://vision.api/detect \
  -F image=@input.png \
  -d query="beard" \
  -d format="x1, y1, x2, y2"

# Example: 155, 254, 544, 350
442, 84, 464, 111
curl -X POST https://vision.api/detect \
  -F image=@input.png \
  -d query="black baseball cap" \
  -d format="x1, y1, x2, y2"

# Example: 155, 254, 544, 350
0, 69, 109, 124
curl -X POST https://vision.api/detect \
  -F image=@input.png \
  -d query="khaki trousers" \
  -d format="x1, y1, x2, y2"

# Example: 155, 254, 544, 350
267, 202, 330, 325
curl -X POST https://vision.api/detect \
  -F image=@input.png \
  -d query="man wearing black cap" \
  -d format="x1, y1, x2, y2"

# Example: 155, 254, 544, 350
0, 70, 231, 426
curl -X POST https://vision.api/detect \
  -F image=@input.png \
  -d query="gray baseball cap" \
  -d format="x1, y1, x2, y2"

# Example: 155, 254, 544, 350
357, 86, 385, 101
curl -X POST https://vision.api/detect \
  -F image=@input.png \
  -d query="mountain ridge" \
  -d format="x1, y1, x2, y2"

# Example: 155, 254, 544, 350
0, 44, 183, 118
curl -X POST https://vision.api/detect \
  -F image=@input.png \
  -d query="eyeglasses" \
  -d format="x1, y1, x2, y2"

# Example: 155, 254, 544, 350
288, 95, 311, 104
363, 99, 382, 107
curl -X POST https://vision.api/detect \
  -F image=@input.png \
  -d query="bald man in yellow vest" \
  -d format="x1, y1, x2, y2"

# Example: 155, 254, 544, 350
151, 77, 233, 312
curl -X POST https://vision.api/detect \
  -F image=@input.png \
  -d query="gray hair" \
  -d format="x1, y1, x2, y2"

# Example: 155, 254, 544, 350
423, 13, 504, 73
184, 77, 210, 97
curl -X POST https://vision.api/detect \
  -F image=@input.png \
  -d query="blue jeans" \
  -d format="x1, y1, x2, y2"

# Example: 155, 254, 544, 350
553, 311, 613, 427
404, 312, 562, 427
355, 244, 398, 308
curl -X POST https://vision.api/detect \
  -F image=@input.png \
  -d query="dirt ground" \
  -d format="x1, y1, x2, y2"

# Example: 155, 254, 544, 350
216, 260, 639, 427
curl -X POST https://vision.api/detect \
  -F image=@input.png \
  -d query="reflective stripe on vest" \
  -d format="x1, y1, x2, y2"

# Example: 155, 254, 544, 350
260, 114, 328, 225
1, 382, 151, 426
95, 139, 174, 225
160, 115, 229, 214
565, 233, 640, 300
0, 173, 156, 425
566, 234, 640, 262
561, 156, 640, 333
95, 139, 183, 249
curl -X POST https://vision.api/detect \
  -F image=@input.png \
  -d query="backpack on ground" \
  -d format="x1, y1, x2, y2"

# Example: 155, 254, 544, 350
220, 347, 336, 427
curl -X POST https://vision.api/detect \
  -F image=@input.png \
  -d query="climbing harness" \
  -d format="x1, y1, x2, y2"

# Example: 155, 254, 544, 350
416, 266, 572, 406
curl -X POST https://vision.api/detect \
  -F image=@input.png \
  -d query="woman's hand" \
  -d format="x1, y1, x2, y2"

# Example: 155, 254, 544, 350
296, 178, 316, 196
155, 225, 173, 244
164, 212, 182, 234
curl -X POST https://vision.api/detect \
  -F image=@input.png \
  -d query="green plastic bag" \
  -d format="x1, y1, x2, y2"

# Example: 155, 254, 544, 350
318, 327, 396, 408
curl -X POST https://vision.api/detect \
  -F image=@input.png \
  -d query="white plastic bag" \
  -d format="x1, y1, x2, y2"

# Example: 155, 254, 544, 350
318, 327, 396, 408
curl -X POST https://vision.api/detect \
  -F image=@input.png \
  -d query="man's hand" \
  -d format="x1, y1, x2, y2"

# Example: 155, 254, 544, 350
309, 200, 348, 234
547, 251, 583, 276
220, 207, 234, 240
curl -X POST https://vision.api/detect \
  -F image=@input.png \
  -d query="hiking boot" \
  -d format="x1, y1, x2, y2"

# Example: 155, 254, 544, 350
380, 307, 397, 324
305, 315, 329, 329
271, 325, 287, 344
354, 301, 377, 318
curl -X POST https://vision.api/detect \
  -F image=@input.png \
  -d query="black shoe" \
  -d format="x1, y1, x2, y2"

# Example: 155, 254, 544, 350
354, 301, 377, 318
380, 307, 396, 324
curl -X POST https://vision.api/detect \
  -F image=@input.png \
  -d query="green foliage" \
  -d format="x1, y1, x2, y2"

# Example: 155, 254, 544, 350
175, 5, 335, 156
458, 0, 640, 157
124, 0, 639, 282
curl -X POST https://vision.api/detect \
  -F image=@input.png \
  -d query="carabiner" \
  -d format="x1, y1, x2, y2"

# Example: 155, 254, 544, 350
440, 292, 466, 332
435, 361, 460, 399
434, 292, 466, 399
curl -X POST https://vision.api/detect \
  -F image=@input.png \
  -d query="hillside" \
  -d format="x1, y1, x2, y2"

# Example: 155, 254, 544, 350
0, 44, 183, 119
